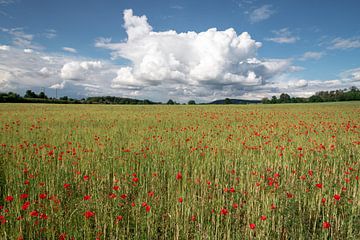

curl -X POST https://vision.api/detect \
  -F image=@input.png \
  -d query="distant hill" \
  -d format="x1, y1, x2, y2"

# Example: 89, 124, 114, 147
208, 98, 261, 104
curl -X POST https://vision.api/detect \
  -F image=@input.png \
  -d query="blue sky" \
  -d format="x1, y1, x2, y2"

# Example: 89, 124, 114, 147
1, 0, 360, 102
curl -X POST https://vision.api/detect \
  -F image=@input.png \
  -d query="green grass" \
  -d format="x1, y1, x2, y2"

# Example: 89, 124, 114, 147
0, 103, 359, 239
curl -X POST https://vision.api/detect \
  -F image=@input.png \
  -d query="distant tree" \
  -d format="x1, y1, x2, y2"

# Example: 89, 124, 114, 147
143, 99, 151, 104
188, 100, 196, 105
224, 98, 232, 104
349, 86, 359, 92
291, 97, 305, 103
279, 93, 291, 103
60, 96, 68, 101
24, 90, 37, 98
167, 99, 175, 105
261, 97, 270, 104
270, 96, 278, 104
309, 95, 323, 102
38, 91, 48, 99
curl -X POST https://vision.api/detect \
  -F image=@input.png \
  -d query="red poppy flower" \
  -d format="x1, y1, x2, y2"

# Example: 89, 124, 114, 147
334, 194, 341, 201
132, 177, 139, 183
315, 183, 323, 189
116, 215, 123, 221
260, 215, 267, 221
84, 211, 95, 219
5, 196, 14, 202
176, 172, 182, 180
323, 221, 330, 229
108, 193, 116, 199
83, 175, 89, 181
83, 195, 91, 201
220, 208, 229, 215
63, 183, 70, 189
113, 186, 120, 191
29, 210, 39, 217
20, 194, 28, 199
145, 205, 151, 212
59, 233, 66, 240
120, 194, 127, 199
21, 201, 30, 210
178, 197, 183, 203
249, 223, 256, 229
39, 193, 47, 199
0, 215, 5, 225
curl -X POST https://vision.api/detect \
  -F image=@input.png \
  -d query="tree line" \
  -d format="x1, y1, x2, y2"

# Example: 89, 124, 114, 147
1, 87, 359, 104
262, 86, 360, 104
0, 90, 162, 104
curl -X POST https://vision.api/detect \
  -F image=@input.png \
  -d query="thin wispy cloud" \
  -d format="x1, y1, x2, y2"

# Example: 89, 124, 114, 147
43, 29, 57, 39
170, 5, 183, 10
249, 5, 275, 23
299, 51, 324, 61
62, 47, 77, 53
329, 37, 360, 49
0, 0, 15, 5
235, 0, 257, 8
265, 28, 298, 44
1, 27, 43, 50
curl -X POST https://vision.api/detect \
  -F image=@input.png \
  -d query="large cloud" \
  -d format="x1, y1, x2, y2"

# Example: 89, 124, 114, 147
0, 47, 118, 97
96, 9, 295, 93
60, 61, 103, 80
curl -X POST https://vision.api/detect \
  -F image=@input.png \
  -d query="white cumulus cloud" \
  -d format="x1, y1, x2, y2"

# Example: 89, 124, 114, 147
60, 61, 103, 80
96, 9, 295, 94
288, 79, 308, 88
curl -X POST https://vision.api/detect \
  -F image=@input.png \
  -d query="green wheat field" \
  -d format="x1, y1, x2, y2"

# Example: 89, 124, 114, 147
0, 102, 359, 239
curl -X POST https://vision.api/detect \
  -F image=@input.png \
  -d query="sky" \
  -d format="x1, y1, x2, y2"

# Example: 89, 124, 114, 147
1, 0, 360, 102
